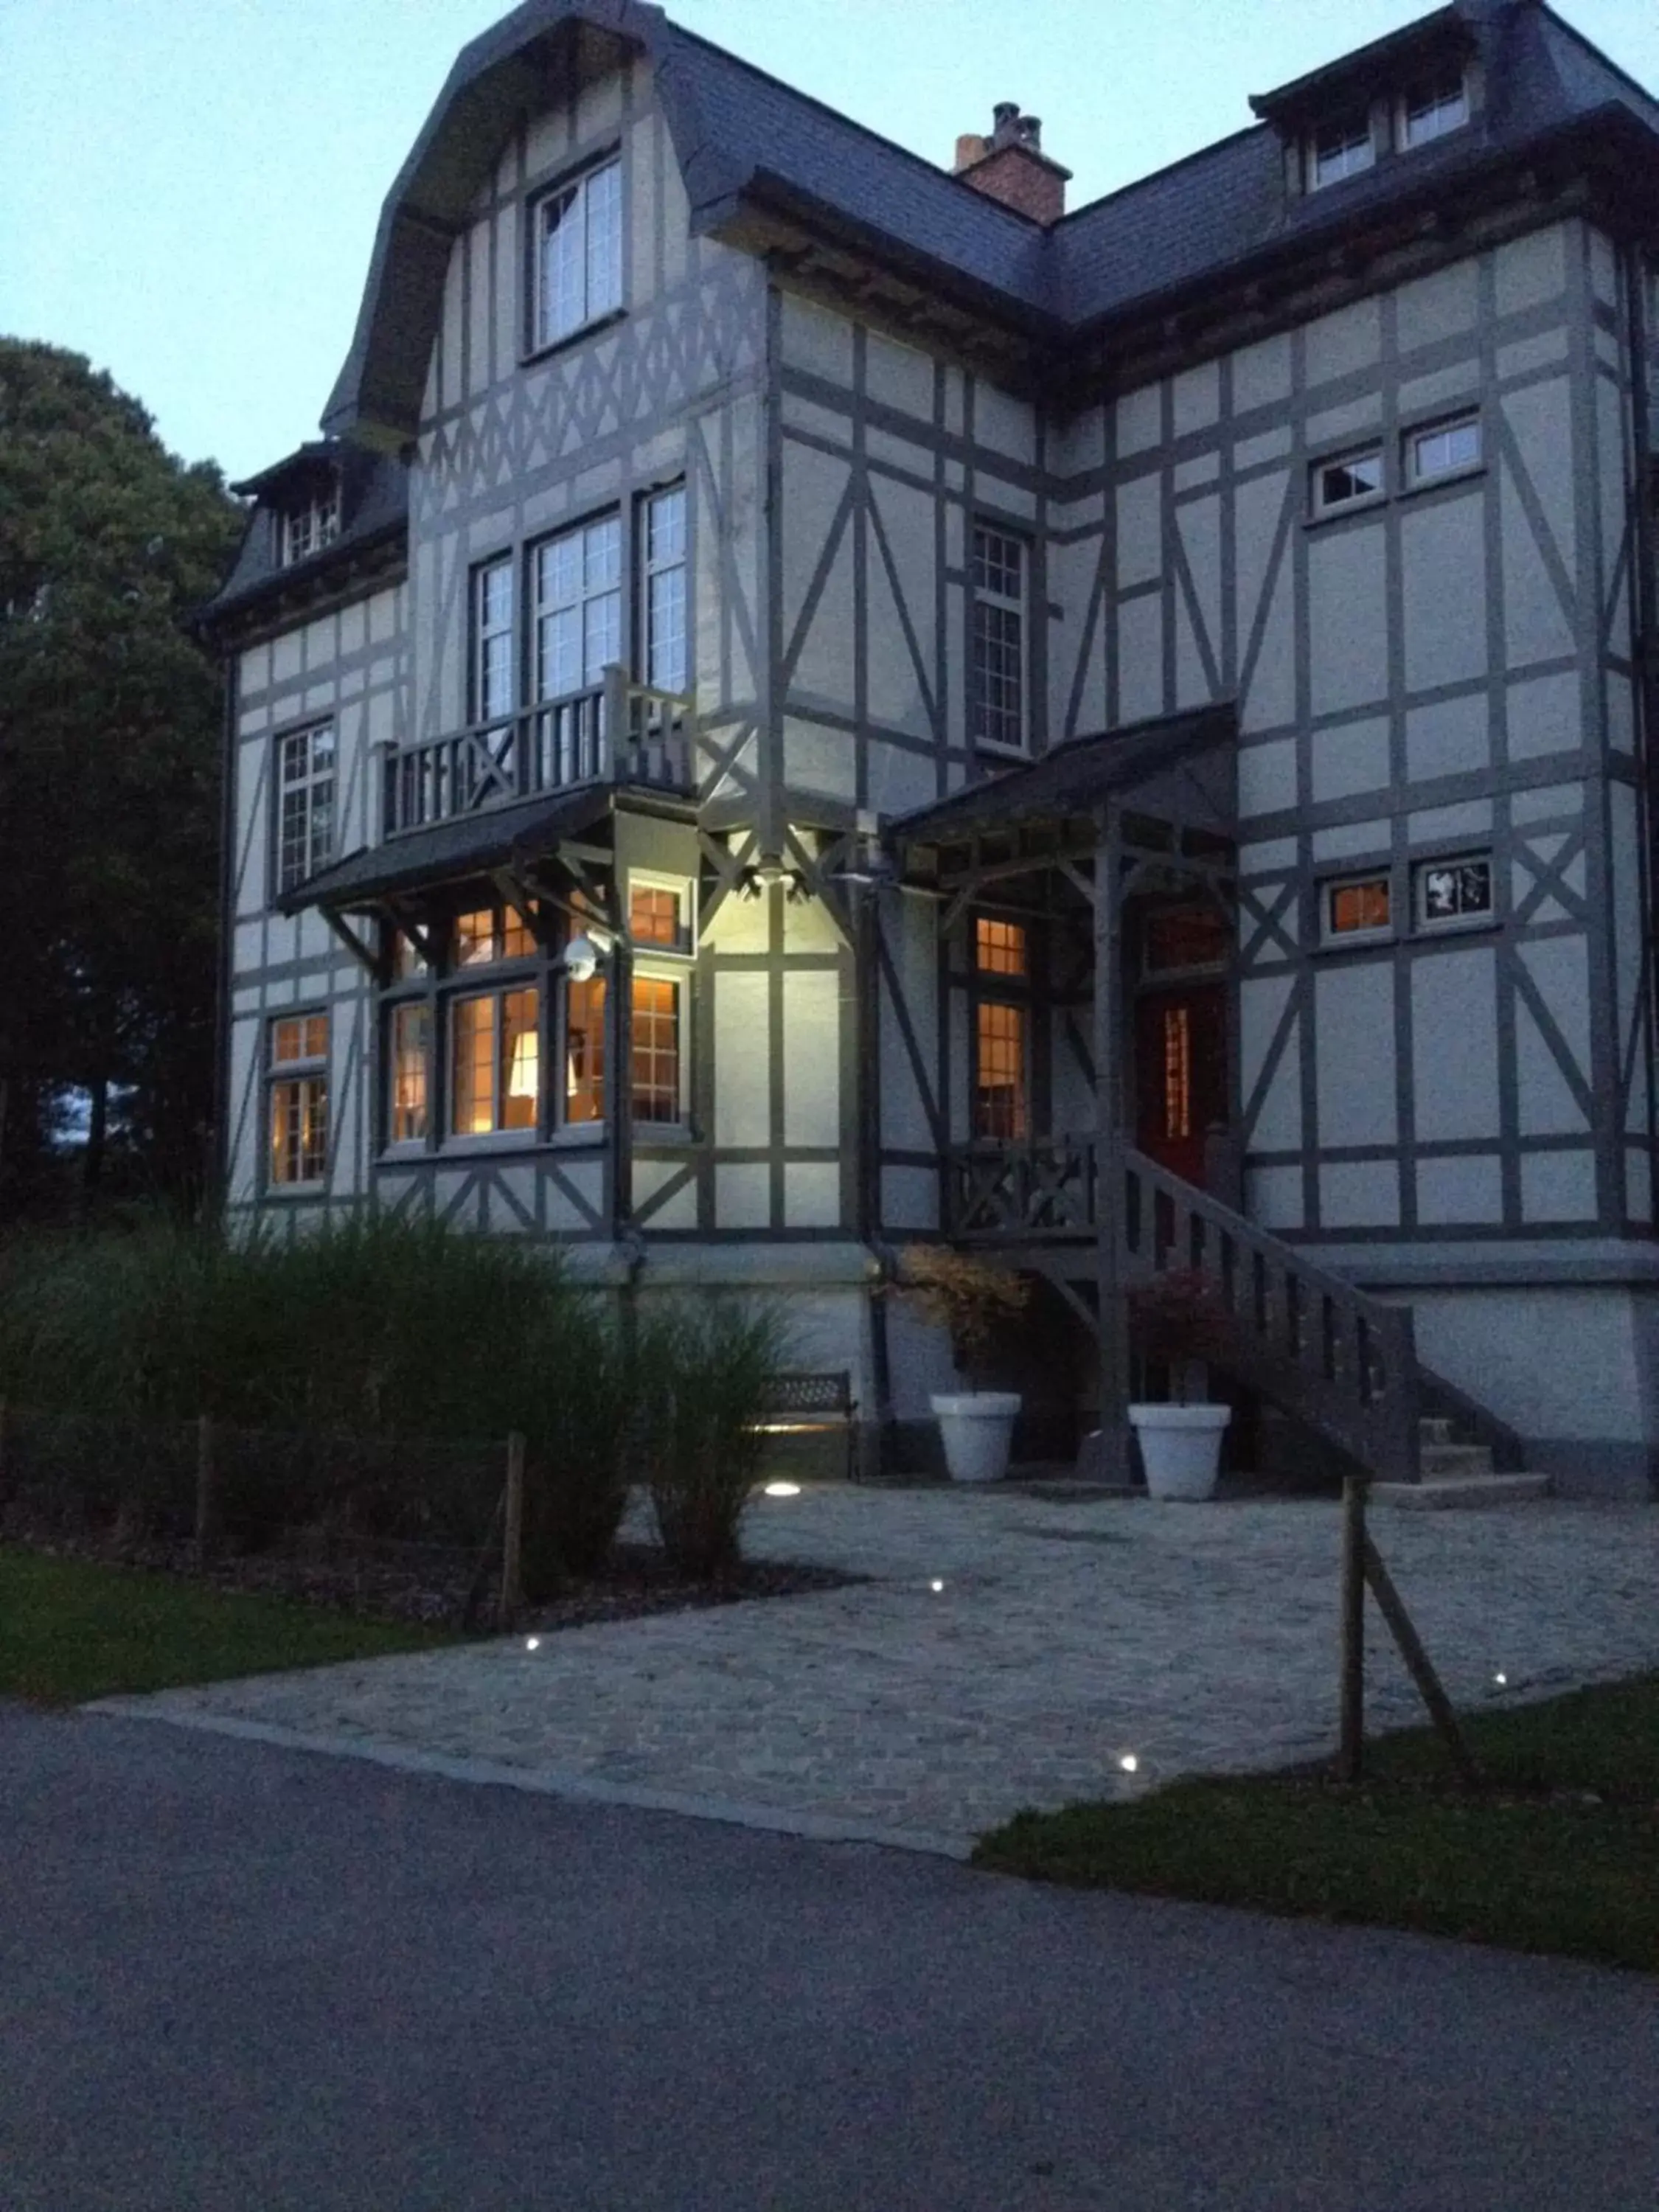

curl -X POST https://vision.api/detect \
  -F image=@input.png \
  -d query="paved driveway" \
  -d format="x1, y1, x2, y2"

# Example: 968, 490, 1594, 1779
98, 1488, 1659, 1853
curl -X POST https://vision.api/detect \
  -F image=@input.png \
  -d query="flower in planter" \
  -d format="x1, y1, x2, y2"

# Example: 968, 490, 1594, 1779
886, 1246, 1029, 1388
1126, 1268, 1233, 1404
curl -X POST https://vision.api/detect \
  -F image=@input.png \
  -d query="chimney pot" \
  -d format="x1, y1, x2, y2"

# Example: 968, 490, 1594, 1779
992, 100, 1019, 133
953, 131, 987, 173
951, 102, 1071, 226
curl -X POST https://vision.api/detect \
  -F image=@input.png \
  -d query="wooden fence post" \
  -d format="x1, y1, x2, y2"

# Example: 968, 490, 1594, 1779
1337, 1475, 1366, 1782
194, 1413, 218, 1569
498, 1431, 526, 1630
1362, 1535, 1480, 1788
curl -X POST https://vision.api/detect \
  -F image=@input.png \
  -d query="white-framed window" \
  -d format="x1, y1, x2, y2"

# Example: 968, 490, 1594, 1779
471, 555, 515, 723
282, 485, 340, 566
1405, 411, 1482, 486
268, 1013, 329, 1186
641, 484, 688, 695
1311, 445, 1384, 516
970, 523, 1028, 752
534, 512, 622, 705
532, 156, 622, 352
1415, 853, 1493, 931
1307, 114, 1375, 191
1399, 69, 1469, 148
628, 877, 692, 956
275, 722, 335, 897
1321, 873, 1394, 944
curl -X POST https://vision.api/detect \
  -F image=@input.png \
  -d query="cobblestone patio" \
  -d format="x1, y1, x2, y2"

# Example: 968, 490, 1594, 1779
97, 1487, 1659, 1855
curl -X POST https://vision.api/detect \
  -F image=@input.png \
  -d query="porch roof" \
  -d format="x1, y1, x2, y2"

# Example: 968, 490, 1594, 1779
891, 702, 1237, 854
277, 785, 616, 915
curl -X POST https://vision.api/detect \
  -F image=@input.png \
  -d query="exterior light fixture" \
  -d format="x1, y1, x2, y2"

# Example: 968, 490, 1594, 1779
525, 1636, 540, 1651
763, 1481, 801, 1498
1493, 1671, 1507, 1686
1119, 1753, 1139, 1774
560, 933, 606, 983
929, 1578, 945, 1593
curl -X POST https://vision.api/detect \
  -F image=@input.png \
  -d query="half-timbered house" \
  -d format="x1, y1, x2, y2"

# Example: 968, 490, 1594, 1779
205, 0, 1659, 1495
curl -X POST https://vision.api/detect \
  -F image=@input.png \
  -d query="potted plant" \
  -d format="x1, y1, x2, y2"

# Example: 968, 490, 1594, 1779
1126, 1268, 1234, 1501
890, 1246, 1029, 1484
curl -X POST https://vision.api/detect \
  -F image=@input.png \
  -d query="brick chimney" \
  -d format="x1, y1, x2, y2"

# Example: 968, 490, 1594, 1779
953, 101, 1071, 225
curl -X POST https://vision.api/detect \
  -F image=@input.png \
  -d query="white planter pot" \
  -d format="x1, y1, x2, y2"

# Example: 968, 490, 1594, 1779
931, 1392, 1021, 1484
1128, 1402, 1231, 1501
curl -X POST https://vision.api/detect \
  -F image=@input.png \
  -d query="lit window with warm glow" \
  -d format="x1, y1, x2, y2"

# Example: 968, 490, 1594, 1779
451, 988, 540, 1136
268, 1013, 329, 1186
631, 976, 681, 1124
1326, 876, 1392, 940
1160, 1004, 1192, 1142
630, 883, 683, 947
974, 1000, 1027, 1141
566, 975, 606, 1124
455, 905, 535, 967
974, 917, 1028, 977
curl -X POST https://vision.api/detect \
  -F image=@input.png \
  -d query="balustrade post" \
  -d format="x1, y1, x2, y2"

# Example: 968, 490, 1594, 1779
602, 664, 629, 779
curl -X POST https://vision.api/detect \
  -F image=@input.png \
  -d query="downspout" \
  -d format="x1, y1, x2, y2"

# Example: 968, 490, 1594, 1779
1621, 246, 1659, 1188
210, 639, 240, 1228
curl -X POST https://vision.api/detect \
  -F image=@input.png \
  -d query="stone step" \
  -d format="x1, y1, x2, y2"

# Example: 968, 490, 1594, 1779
1419, 1416, 1458, 1447
1371, 1472, 1552, 1510
1420, 1441, 1495, 1478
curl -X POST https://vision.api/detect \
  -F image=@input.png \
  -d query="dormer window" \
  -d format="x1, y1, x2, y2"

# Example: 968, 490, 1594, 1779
1399, 68, 1469, 148
282, 484, 340, 566
1308, 112, 1374, 191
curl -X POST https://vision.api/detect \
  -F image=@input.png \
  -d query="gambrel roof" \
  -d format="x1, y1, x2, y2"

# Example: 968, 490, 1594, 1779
322, 0, 1659, 446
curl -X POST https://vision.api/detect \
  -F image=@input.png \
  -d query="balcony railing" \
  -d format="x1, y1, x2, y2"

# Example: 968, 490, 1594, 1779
383, 667, 692, 836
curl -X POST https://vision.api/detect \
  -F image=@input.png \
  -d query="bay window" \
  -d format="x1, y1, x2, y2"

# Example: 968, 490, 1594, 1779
451, 986, 540, 1137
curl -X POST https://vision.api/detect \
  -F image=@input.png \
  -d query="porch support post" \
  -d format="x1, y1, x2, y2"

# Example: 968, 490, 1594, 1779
1093, 804, 1132, 1485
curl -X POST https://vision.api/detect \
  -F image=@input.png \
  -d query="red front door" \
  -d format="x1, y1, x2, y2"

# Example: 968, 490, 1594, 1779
1135, 985, 1228, 1187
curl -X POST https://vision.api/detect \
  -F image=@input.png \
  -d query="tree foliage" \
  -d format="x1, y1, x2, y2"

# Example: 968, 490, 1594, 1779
0, 340, 244, 1216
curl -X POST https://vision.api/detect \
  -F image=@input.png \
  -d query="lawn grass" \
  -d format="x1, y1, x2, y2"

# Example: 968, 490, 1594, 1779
973, 1674, 1659, 1975
0, 1546, 456, 1705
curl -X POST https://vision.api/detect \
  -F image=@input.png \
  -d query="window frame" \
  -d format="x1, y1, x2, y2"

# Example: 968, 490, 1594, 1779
1402, 409, 1484, 491
266, 1011, 330, 1191
527, 152, 624, 358
1306, 111, 1376, 192
1413, 851, 1495, 935
447, 981, 543, 1144
1310, 443, 1386, 520
969, 521, 1030, 757
1319, 871, 1395, 948
1397, 67, 1470, 150
273, 719, 335, 902
969, 912, 1033, 1144
470, 553, 515, 727
281, 483, 341, 567
639, 482, 689, 699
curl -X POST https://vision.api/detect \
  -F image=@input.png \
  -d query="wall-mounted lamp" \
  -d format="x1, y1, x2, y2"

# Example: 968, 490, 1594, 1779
741, 855, 804, 901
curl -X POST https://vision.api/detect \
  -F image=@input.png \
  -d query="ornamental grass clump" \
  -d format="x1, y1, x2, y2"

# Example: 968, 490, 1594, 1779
633, 1295, 790, 1579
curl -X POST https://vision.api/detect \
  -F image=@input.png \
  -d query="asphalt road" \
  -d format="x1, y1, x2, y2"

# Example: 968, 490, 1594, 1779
2, 1705, 1654, 2212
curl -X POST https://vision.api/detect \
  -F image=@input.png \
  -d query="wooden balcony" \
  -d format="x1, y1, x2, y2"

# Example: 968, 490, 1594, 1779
383, 667, 692, 837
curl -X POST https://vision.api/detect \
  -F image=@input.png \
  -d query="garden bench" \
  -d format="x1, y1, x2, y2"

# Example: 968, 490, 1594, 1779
751, 1372, 860, 1483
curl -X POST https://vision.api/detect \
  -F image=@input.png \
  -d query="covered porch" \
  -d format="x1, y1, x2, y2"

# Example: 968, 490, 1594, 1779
888, 706, 1422, 1485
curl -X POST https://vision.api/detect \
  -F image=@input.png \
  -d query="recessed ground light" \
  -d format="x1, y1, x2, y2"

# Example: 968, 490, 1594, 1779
763, 1481, 801, 1498
929, 1579, 945, 1593
1119, 1753, 1140, 1774
525, 1636, 540, 1652
1493, 1670, 1507, 1686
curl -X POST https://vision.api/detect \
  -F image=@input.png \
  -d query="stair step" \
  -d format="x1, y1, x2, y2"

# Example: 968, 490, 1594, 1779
1419, 1441, 1495, 1478
1418, 1416, 1458, 1447
1371, 1472, 1552, 1511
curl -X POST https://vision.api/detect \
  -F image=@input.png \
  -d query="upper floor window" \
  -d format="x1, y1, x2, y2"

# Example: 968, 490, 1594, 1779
275, 721, 334, 897
268, 1013, 329, 1186
1307, 113, 1374, 191
970, 524, 1028, 754
1416, 854, 1492, 930
641, 484, 687, 695
534, 512, 622, 706
472, 556, 515, 723
1405, 411, 1481, 487
1324, 874, 1391, 944
972, 915, 1029, 1142
282, 485, 340, 566
1399, 69, 1469, 148
534, 157, 622, 352
1312, 445, 1384, 516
